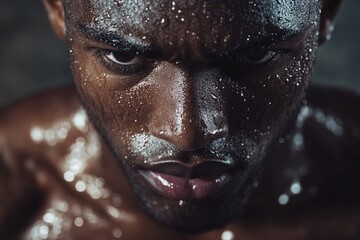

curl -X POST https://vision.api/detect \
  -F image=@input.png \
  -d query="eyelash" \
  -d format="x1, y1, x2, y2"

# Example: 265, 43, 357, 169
236, 49, 286, 65
93, 47, 288, 77
94, 49, 154, 75
244, 51, 278, 64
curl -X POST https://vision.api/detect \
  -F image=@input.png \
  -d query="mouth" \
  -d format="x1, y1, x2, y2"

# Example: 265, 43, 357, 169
138, 159, 238, 201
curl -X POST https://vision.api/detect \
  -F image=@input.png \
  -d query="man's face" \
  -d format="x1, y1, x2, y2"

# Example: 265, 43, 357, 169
64, 0, 320, 231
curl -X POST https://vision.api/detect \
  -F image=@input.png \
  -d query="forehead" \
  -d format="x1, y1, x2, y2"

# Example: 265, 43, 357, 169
67, 0, 320, 55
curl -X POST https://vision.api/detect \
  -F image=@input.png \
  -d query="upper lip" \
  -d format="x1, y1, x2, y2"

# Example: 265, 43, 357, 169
138, 158, 238, 179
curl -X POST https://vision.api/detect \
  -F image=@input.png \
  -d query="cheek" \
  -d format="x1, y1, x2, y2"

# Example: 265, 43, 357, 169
69, 47, 155, 149
227, 34, 317, 137
70, 50, 107, 121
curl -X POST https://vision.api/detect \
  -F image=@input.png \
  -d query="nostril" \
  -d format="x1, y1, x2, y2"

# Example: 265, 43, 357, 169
151, 121, 229, 152
200, 125, 229, 145
212, 126, 229, 139
184, 125, 229, 151
149, 99, 229, 151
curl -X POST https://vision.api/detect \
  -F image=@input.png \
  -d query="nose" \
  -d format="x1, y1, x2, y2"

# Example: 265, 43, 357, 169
149, 64, 229, 151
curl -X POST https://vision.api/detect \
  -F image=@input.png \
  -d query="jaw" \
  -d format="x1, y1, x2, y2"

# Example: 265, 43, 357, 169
79, 101, 289, 231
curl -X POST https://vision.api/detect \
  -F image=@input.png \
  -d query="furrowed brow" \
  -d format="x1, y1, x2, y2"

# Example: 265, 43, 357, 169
75, 23, 154, 54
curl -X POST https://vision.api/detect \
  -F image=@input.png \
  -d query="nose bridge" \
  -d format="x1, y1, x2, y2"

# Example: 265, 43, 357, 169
176, 72, 195, 137
193, 67, 229, 141
150, 65, 228, 151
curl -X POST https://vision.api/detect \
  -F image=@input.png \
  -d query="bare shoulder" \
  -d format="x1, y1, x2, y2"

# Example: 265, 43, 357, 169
304, 85, 360, 158
306, 84, 360, 122
245, 85, 360, 224
0, 85, 85, 238
0, 85, 82, 153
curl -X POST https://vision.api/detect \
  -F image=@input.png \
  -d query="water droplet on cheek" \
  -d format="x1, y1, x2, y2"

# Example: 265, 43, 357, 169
160, 15, 170, 28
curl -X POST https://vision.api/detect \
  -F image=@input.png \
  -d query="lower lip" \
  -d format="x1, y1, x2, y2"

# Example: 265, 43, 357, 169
139, 171, 232, 200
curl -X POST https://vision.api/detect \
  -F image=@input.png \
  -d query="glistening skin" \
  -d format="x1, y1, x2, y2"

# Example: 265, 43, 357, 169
1, 0, 359, 239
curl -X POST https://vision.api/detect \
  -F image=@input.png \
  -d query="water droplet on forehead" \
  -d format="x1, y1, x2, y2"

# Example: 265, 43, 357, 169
114, 0, 122, 7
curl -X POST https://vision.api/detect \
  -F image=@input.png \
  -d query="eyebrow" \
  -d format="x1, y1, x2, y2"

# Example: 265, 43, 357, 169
75, 23, 156, 54
247, 28, 309, 50
75, 22, 308, 61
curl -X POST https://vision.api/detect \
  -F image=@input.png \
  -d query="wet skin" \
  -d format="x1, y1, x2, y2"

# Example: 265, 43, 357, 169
0, 0, 360, 239
65, 0, 320, 230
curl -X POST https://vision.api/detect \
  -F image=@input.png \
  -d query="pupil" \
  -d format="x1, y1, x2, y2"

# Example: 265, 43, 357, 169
247, 52, 267, 62
113, 52, 135, 63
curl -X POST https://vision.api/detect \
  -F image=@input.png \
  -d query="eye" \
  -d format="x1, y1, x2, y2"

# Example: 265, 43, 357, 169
241, 51, 278, 64
105, 51, 141, 66
95, 49, 154, 75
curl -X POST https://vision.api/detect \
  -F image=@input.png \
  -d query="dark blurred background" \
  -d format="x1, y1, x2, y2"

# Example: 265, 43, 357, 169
0, 1, 359, 107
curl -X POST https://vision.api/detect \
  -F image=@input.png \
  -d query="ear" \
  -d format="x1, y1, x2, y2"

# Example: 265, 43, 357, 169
43, 0, 66, 41
318, 0, 343, 45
